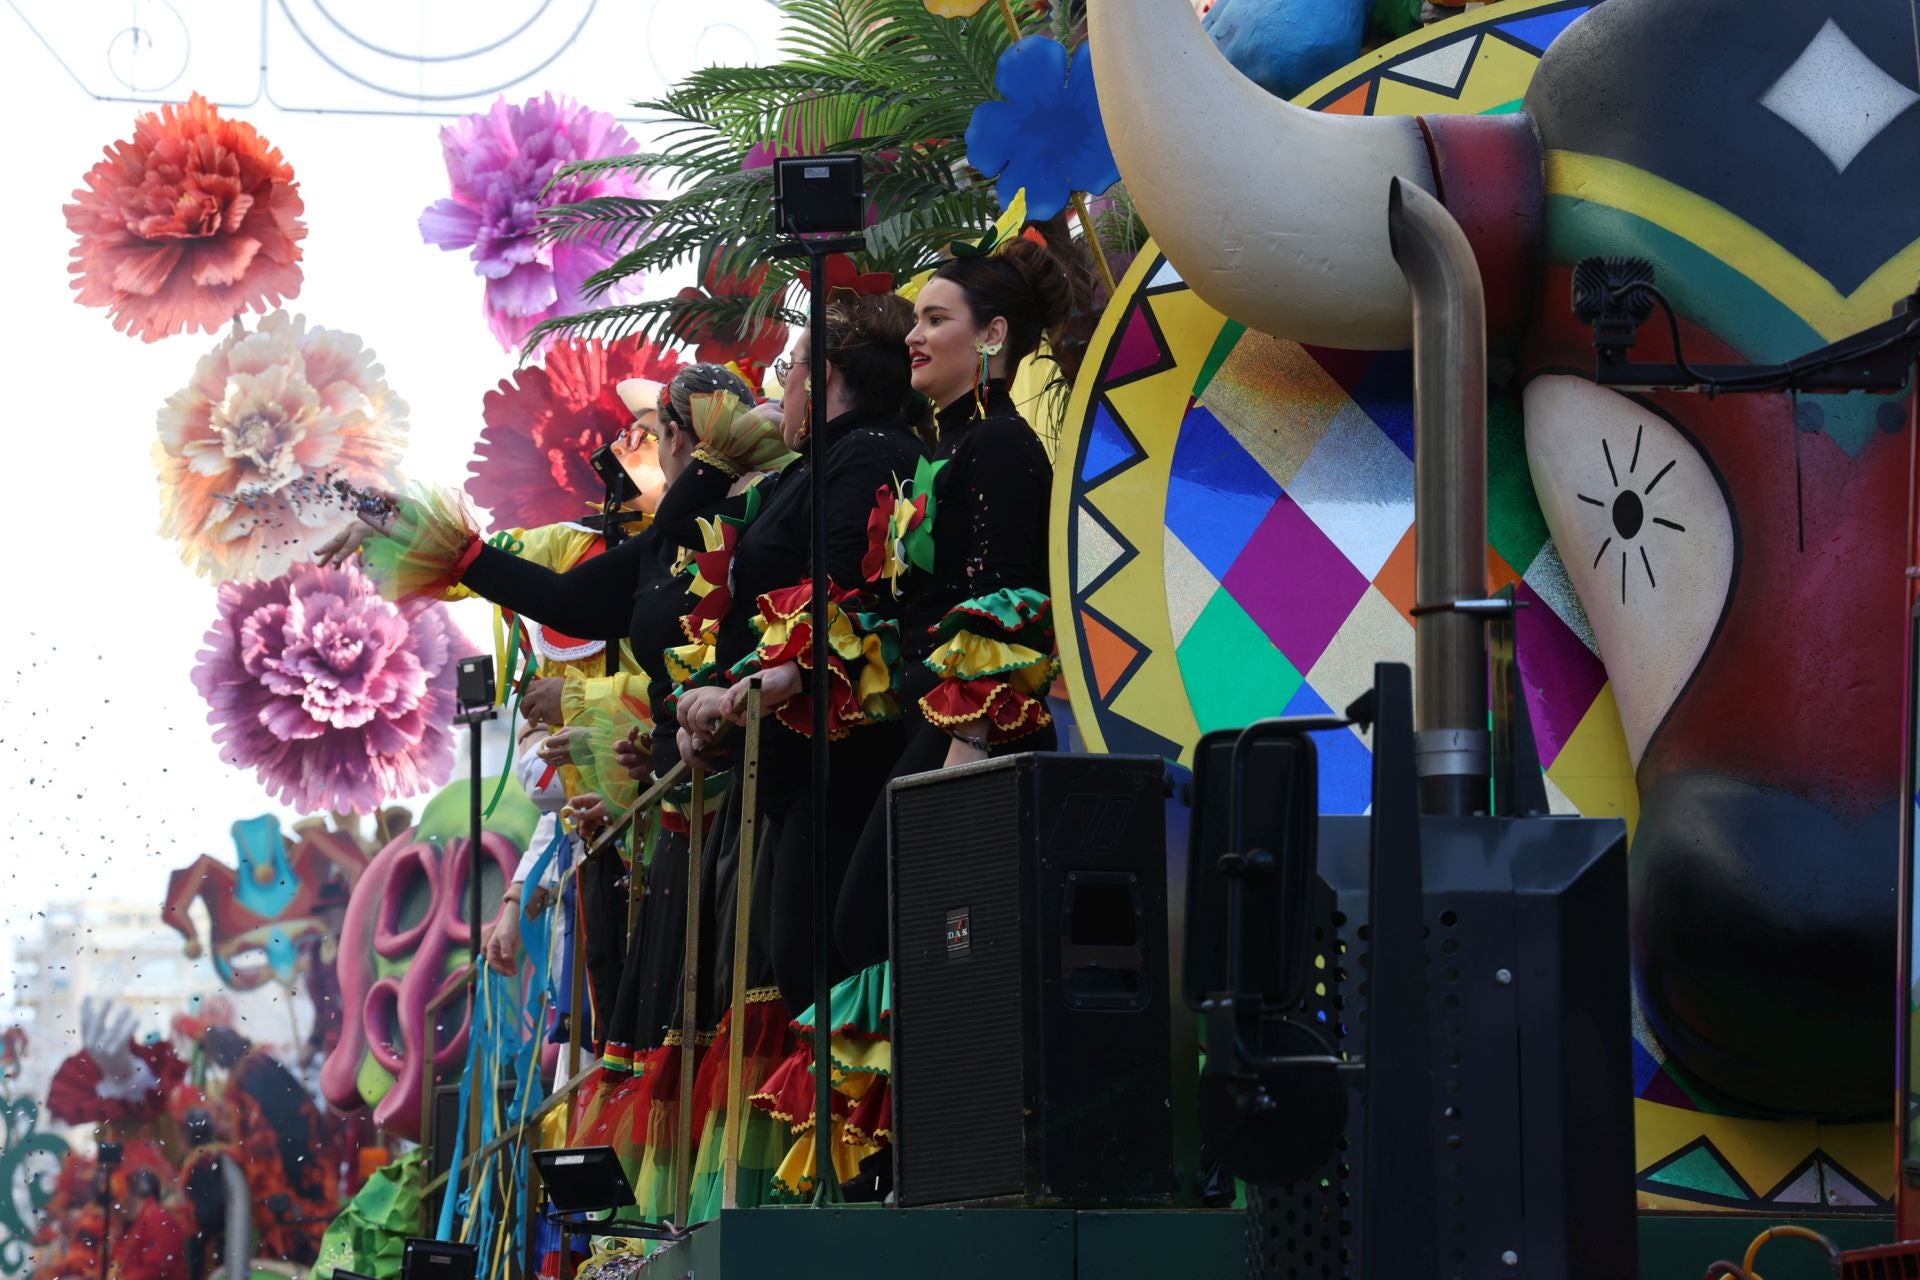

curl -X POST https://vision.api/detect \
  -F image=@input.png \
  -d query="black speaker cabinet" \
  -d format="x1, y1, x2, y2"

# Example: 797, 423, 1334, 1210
888, 752, 1173, 1208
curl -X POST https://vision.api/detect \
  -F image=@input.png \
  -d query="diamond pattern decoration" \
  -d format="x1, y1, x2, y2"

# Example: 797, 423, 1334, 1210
1221, 495, 1371, 675
1761, 19, 1920, 172
1164, 405, 1282, 578
1286, 403, 1417, 579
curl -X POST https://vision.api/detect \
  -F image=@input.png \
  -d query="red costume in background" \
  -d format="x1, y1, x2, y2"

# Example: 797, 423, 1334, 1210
114, 1201, 190, 1280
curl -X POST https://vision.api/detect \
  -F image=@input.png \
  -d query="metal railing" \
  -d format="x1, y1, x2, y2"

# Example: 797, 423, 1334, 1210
415, 692, 767, 1256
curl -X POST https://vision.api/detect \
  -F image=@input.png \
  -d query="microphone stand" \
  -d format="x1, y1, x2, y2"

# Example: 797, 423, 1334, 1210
771, 222, 867, 1200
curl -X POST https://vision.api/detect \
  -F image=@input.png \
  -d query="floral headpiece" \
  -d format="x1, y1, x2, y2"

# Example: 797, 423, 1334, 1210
898, 188, 1031, 303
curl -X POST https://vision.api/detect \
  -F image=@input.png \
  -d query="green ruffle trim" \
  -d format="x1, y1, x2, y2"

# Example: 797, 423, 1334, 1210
791, 962, 891, 1045
928, 587, 1053, 651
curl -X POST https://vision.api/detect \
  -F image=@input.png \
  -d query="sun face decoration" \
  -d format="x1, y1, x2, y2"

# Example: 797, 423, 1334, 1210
1576, 421, 1691, 605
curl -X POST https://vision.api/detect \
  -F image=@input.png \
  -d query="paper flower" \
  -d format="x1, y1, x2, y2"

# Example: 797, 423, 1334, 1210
193, 559, 461, 815
673, 249, 790, 388
157, 311, 409, 582
465, 336, 683, 528
965, 37, 1121, 220
419, 94, 649, 352
64, 93, 306, 342
863, 458, 947, 596
799, 253, 896, 301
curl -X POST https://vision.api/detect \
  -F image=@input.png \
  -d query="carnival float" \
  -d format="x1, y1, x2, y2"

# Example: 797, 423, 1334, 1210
8, 0, 1919, 1275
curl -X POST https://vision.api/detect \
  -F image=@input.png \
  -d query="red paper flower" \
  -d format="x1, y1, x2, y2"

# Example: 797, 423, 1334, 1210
674, 249, 789, 387
465, 336, 683, 528
798, 253, 896, 299
65, 93, 305, 342
684, 517, 745, 639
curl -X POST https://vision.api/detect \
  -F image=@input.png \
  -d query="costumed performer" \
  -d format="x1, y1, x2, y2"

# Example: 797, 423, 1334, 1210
671, 294, 926, 1203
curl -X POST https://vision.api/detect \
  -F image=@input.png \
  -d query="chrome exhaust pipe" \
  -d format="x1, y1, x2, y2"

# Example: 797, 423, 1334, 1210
1387, 178, 1490, 816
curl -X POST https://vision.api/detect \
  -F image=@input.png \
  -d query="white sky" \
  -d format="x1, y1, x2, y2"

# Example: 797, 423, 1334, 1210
0, 2, 791, 1017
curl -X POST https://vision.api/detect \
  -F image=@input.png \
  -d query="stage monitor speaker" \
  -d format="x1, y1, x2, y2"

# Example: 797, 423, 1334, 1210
889, 752, 1173, 1208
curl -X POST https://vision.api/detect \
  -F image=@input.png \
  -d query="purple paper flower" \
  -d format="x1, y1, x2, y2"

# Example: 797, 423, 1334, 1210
193, 559, 463, 814
965, 37, 1121, 221
420, 93, 648, 351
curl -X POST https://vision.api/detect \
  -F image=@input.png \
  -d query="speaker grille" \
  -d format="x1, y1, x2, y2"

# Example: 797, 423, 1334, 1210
892, 767, 1028, 1205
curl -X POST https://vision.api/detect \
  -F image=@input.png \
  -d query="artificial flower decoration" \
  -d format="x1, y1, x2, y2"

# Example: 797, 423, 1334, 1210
156, 310, 409, 582
64, 92, 306, 342
192, 559, 462, 815
673, 248, 790, 387
798, 253, 896, 302
965, 37, 1121, 220
898, 189, 1029, 302
684, 512, 747, 640
464, 336, 683, 529
419, 93, 649, 352
863, 458, 949, 596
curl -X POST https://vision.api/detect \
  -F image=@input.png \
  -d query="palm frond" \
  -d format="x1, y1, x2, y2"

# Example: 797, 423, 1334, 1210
534, 0, 1046, 348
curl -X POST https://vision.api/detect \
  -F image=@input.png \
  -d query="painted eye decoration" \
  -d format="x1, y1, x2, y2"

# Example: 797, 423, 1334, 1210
1523, 375, 1734, 766
1575, 421, 1693, 606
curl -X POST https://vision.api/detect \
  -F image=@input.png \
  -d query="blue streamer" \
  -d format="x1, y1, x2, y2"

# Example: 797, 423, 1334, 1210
434, 826, 564, 1272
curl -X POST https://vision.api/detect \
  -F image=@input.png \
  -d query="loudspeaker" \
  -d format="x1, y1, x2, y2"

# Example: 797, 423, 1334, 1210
1244, 815, 1634, 1279
889, 753, 1173, 1208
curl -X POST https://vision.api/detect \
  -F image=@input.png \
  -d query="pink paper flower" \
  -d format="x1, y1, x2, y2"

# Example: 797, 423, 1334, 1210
64, 93, 306, 342
465, 336, 682, 528
193, 560, 462, 815
420, 94, 649, 351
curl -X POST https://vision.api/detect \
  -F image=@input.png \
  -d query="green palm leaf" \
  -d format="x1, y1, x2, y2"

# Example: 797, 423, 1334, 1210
528, 0, 1041, 356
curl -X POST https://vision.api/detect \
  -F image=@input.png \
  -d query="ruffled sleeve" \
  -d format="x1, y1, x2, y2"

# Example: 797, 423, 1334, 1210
561, 675, 652, 812
729, 581, 901, 739
919, 587, 1058, 743
359, 486, 484, 603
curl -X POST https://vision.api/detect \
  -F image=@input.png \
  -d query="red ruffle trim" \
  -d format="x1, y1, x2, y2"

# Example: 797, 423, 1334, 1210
918, 677, 1053, 744
747, 582, 888, 741
844, 1079, 892, 1148
749, 1041, 853, 1133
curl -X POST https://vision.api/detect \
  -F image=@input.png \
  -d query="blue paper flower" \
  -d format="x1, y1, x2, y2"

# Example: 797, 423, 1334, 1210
965, 37, 1121, 221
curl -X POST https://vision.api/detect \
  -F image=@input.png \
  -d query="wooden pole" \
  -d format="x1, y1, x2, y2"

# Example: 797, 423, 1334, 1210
723, 683, 764, 1208
1071, 192, 1119, 297
673, 771, 708, 1226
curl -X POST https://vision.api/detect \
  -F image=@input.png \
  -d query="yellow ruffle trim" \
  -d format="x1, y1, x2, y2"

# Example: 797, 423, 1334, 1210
924, 632, 1054, 691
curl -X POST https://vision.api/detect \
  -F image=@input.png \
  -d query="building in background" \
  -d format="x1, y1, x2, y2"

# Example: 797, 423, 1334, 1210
8, 898, 296, 1115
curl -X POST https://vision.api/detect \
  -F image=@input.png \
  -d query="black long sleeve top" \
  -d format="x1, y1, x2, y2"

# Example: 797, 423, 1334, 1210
457, 479, 746, 774
715, 406, 926, 673
899, 382, 1053, 662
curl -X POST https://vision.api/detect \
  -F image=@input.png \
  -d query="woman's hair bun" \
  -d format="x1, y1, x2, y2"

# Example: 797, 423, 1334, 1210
993, 235, 1075, 333
824, 292, 915, 419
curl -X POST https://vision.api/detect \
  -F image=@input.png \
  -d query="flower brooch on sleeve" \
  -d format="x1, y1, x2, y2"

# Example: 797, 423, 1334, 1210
864, 457, 950, 596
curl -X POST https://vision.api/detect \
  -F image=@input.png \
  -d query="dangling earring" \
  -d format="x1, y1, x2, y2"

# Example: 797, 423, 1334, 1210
973, 341, 1002, 416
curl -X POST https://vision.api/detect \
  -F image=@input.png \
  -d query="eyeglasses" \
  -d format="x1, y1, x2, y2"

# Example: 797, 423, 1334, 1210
772, 356, 793, 389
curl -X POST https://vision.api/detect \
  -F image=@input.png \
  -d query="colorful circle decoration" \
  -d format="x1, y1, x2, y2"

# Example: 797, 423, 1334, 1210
1054, 0, 1892, 1213
1054, 0, 1630, 824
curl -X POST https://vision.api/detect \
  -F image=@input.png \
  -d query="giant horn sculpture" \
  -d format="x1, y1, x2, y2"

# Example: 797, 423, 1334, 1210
1087, 0, 1436, 348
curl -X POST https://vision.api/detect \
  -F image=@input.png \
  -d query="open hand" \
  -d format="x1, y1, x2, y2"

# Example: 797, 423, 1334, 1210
312, 523, 373, 566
